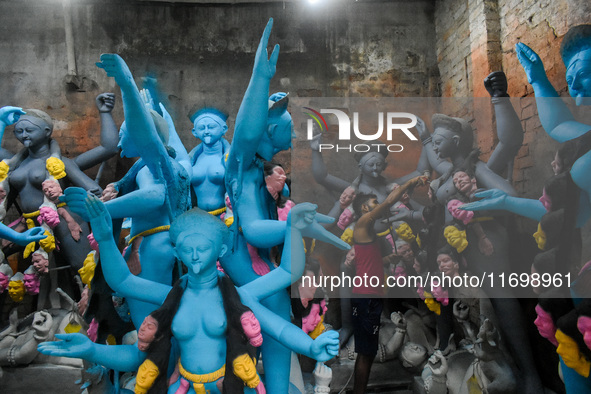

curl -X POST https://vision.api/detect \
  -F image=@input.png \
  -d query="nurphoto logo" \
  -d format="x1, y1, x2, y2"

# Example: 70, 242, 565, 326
304, 107, 417, 152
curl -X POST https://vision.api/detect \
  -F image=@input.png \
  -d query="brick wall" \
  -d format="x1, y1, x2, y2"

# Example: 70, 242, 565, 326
498, 0, 570, 197
1, 0, 589, 208
435, 0, 472, 98
435, 0, 590, 198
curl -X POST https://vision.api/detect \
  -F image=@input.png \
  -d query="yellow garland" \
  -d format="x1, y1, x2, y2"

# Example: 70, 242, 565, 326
178, 361, 225, 394
128, 225, 170, 246
23, 202, 66, 220
304, 239, 316, 255
470, 216, 493, 223
23, 211, 40, 220
208, 207, 227, 216
0, 161, 9, 182
46, 157, 66, 179
377, 228, 391, 238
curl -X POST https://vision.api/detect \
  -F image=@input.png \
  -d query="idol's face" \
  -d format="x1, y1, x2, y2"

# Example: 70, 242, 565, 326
14, 117, 51, 149
175, 232, 220, 278
192, 115, 227, 145
359, 154, 386, 179
565, 51, 591, 106
432, 127, 456, 159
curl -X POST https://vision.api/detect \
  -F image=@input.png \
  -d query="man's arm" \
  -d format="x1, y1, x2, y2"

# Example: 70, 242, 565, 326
354, 176, 425, 242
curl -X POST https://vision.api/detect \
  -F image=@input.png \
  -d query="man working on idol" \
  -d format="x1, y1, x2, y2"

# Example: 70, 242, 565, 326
350, 175, 426, 393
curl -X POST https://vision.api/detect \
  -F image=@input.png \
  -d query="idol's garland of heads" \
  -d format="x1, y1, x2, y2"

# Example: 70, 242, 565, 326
263, 160, 289, 209
412, 150, 475, 282
411, 139, 479, 276
415, 243, 468, 317
412, 151, 493, 318
134, 209, 265, 394
567, 256, 591, 375
291, 257, 327, 334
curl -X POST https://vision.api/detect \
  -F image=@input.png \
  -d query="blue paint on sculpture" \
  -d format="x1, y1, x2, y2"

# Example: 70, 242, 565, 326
222, 18, 349, 394
92, 53, 191, 329
37, 188, 341, 393
188, 108, 232, 213
461, 26, 591, 227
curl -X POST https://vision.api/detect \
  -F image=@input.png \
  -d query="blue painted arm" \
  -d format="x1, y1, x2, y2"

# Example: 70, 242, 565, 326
38, 334, 146, 372
240, 204, 348, 299
228, 18, 279, 170
159, 102, 191, 174
239, 294, 339, 361
459, 188, 547, 221
0, 106, 25, 159
0, 224, 46, 246
96, 54, 170, 178
239, 204, 307, 299
104, 169, 166, 219
241, 219, 287, 249
516, 42, 590, 142
61, 188, 170, 305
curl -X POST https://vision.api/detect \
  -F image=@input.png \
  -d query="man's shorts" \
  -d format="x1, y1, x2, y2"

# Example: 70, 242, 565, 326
351, 298, 383, 356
